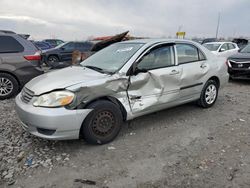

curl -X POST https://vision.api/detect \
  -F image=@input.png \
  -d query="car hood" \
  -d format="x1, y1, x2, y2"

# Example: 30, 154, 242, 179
25, 66, 110, 95
229, 52, 250, 59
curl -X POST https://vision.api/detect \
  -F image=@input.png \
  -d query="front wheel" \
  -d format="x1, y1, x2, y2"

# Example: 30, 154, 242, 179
81, 100, 123, 145
198, 80, 219, 108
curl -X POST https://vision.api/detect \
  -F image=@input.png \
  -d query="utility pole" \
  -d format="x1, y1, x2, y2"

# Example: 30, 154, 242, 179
215, 12, 221, 39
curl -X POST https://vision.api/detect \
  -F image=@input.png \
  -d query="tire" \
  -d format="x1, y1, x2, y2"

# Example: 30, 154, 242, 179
0, 73, 19, 100
198, 80, 219, 108
47, 55, 59, 66
81, 100, 123, 145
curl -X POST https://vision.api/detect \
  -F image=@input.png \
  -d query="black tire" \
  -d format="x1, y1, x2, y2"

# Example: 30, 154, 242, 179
81, 100, 123, 145
0, 73, 19, 100
198, 80, 219, 108
47, 55, 59, 66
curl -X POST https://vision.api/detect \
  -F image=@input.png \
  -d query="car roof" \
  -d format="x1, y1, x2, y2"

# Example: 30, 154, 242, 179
120, 38, 200, 46
204, 42, 234, 45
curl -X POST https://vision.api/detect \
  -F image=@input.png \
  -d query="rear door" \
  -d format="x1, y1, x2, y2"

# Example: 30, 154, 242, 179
127, 43, 182, 115
176, 43, 208, 100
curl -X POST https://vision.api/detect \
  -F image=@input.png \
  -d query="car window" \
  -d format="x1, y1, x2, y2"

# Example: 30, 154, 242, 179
176, 44, 199, 64
63, 42, 75, 50
76, 42, 93, 51
220, 43, 229, 51
137, 45, 174, 70
56, 40, 64, 45
0, 36, 24, 53
228, 43, 235, 50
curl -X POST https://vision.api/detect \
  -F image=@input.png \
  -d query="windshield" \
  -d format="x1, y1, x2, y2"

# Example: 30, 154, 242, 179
240, 44, 250, 53
203, 43, 221, 51
81, 43, 144, 73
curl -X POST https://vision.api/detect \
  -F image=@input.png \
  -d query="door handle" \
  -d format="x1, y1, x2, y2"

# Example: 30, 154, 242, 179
170, 69, 179, 75
200, 64, 207, 69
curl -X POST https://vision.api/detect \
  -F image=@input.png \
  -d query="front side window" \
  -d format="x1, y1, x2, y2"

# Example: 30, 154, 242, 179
0, 36, 24, 53
63, 42, 75, 50
220, 44, 229, 51
176, 44, 199, 64
137, 45, 174, 70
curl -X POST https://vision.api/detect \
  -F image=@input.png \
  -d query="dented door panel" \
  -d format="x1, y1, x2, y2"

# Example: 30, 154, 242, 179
127, 66, 181, 114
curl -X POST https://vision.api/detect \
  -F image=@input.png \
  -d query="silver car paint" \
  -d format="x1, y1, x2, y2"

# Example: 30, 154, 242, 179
15, 39, 229, 140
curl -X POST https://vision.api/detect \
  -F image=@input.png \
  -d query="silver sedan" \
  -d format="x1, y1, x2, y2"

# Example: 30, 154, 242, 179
15, 39, 229, 144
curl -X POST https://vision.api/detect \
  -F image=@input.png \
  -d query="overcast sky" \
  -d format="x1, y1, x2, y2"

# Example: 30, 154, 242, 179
0, 0, 249, 40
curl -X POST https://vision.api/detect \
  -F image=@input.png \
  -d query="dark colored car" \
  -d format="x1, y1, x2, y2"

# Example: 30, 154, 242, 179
42, 39, 64, 48
42, 41, 95, 66
232, 38, 249, 49
33, 41, 52, 50
227, 44, 250, 79
0, 30, 44, 99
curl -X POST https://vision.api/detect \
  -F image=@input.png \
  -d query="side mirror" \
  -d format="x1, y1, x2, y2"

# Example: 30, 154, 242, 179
220, 48, 226, 52
134, 67, 148, 75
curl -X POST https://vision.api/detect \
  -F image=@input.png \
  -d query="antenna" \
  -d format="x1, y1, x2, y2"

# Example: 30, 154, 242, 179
215, 12, 221, 39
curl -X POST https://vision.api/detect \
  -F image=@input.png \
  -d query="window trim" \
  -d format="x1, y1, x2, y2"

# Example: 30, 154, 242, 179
175, 42, 207, 65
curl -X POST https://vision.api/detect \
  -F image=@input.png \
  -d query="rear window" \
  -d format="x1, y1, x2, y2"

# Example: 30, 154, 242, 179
0, 36, 24, 53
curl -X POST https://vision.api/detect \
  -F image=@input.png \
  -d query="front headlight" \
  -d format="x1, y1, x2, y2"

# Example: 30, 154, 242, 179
33, 90, 75, 107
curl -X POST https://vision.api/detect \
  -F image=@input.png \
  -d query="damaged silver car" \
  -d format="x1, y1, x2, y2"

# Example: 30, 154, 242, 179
15, 39, 229, 144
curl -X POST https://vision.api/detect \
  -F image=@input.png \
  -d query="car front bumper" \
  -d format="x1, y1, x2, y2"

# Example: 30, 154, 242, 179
15, 93, 92, 140
228, 67, 250, 78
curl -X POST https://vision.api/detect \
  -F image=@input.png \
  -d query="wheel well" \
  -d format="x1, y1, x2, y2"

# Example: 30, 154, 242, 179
209, 76, 220, 88
0, 71, 20, 87
84, 96, 127, 121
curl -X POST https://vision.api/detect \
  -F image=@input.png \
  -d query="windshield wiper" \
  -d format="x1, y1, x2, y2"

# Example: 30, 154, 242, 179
83, 65, 112, 74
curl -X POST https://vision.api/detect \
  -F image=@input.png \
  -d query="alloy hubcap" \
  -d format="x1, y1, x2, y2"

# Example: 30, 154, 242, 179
49, 57, 58, 63
0, 77, 13, 96
92, 110, 115, 137
205, 84, 217, 104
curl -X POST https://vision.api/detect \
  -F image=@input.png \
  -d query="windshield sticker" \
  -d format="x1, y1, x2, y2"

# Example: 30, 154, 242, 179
116, 47, 133, 53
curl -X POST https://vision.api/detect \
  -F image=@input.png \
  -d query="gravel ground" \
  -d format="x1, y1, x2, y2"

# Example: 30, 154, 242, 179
0, 80, 250, 188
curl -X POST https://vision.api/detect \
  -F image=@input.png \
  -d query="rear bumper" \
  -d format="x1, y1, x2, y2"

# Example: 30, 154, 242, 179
14, 66, 44, 87
15, 93, 92, 140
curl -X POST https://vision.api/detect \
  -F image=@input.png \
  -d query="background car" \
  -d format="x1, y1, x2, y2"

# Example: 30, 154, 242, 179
203, 42, 239, 58
41, 41, 95, 66
0, 30, 43, 99
227, 44, 250, 79
42, 39, 64, 48
33, 41, 52, 50
201, 38, 219, 44
232, 38, 249, 49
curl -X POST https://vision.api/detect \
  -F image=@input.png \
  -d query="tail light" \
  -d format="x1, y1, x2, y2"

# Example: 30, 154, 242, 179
24, 51, 41, 61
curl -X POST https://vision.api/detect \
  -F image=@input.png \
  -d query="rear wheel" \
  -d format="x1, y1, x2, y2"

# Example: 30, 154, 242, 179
198, 80, 219, 108
81, 100, 123, 145
0, 73, 19, 100
47, 55, 59, 66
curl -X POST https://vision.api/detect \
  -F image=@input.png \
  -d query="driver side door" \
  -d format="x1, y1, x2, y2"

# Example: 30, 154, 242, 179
61, 42, 76, 61
127, 43, 182, 115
